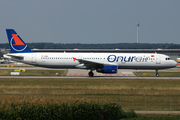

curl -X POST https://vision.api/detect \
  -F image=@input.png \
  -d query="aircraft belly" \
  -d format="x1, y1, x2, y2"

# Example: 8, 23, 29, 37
37, 65, 76, 69
118, 66, 170, 69
36, 59, 78, 68
118, 62, 171, 69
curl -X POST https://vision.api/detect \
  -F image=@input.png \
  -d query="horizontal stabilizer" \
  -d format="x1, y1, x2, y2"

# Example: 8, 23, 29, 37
4, 54, 24, 60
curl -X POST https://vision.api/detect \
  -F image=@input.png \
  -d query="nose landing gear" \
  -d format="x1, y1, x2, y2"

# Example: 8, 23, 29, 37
156, 69, 159, 77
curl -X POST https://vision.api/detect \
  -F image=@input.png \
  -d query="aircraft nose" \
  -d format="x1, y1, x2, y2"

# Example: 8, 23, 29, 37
172, 60, 177, 67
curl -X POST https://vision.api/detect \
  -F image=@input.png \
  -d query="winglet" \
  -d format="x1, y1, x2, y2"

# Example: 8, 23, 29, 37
6, 29, 34, 53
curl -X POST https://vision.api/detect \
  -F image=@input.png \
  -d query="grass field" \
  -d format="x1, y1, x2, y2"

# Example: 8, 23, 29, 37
0, 69, 67, 76
0, 78, 180, 111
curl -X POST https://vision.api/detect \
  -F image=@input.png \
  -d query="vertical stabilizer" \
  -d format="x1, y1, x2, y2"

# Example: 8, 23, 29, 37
6, 29, 34, 53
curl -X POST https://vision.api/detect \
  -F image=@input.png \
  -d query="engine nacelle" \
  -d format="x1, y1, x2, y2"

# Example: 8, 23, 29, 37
96, 65, 118, 74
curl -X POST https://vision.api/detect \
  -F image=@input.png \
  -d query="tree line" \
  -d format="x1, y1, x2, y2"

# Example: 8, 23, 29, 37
1, 43, 180, 49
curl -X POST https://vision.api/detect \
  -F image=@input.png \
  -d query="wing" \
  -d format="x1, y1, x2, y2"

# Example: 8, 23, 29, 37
75, 58, 112, 69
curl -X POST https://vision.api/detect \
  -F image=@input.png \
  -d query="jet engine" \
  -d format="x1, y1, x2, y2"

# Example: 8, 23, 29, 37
96, 65, 117, 74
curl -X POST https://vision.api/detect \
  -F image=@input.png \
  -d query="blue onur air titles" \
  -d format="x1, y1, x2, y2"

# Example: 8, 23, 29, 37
107, 55, 150, 63
6, 29, 34, 53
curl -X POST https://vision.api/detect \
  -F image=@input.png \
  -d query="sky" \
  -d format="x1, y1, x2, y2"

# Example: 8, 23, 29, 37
0, 0, 180, 44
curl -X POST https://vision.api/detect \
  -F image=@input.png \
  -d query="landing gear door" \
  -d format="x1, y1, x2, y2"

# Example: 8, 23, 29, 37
156, 55, 161, 64
32, 54, 36, 63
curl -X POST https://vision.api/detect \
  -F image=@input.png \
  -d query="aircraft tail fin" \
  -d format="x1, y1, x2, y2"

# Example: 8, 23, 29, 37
6, 29, 34, 53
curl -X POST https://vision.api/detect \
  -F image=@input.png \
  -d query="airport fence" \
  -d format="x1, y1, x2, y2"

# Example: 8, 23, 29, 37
0, 88, 180, 111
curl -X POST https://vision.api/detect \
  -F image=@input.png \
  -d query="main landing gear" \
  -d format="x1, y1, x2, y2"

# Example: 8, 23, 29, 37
156, 69, 159, 77
88, 71, 94, 77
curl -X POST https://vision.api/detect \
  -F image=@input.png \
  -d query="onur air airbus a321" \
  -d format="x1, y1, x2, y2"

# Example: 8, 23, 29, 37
4, 29, 177, 77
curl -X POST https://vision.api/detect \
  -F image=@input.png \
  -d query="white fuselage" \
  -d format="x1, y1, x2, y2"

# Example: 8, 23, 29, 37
5, 52, 177, 70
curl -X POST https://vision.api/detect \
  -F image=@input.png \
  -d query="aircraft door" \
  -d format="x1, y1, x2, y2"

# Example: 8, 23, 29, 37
32, 54, 36, 63
156, 55, 161, 64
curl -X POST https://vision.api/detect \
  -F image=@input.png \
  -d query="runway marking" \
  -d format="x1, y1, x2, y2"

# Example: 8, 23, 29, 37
69, 74, 88, 76
68, 74, 133, 76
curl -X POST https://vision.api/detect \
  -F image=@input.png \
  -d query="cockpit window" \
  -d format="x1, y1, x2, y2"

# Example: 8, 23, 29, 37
165, 58, 172, 60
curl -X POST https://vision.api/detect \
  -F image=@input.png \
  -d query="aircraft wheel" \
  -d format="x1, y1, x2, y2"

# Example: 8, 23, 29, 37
156, 73, 159, 77
156, 69, 159, 77
88, 71, 94, 77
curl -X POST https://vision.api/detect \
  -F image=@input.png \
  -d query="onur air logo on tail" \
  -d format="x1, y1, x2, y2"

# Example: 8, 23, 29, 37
10, 34, 27, 51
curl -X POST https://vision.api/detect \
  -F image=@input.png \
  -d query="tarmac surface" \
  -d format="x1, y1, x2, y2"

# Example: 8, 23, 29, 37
1, 76, 180, 79
67, 69, 135, 77
135, 111, 180, 114
0, 66, 180, 79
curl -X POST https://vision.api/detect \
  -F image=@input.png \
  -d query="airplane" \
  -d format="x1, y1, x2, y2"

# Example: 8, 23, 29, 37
3, 29, 177, 77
